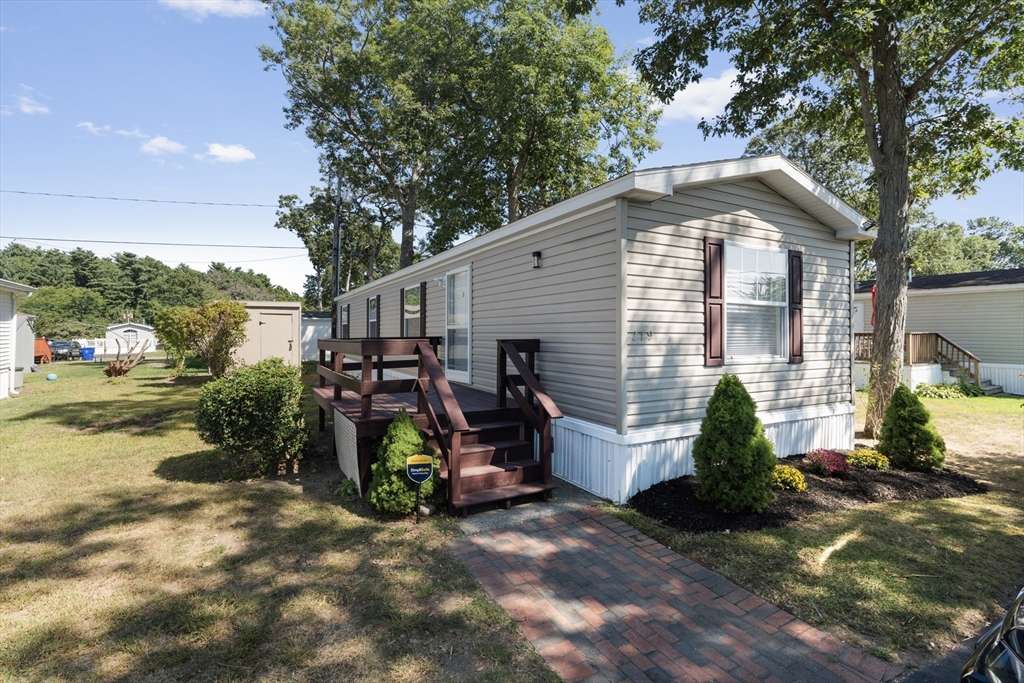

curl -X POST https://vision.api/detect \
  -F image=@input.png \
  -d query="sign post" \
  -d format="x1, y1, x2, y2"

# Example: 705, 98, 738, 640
406, 454, 433, 524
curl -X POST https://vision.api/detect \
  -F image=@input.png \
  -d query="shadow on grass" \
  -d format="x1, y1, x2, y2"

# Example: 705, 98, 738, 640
154, 449, 231, 484
633, 489, 1024, 653
0, 478, 544, 682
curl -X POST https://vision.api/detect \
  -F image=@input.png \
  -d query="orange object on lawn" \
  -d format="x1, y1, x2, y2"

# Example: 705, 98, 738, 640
34, 338, 52, 364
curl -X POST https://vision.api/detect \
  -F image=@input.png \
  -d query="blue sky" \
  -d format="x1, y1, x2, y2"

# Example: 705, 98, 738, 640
1, 0, 1021, 293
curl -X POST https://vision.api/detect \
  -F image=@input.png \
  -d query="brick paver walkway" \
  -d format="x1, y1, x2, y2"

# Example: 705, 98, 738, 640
452, 508, 903, 683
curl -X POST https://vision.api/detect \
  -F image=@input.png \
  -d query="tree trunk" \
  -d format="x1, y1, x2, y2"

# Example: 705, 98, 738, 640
864, 19, 912, 437
506, 170, 521, 223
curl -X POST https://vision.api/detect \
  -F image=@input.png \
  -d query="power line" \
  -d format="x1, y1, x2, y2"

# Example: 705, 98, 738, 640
1, 236, 305, 250
1, 189, 277, 207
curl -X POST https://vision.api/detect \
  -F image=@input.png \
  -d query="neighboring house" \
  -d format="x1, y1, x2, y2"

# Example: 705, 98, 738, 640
105, 323, 159, 355
15, 313, 36, 390
236, 301, 302, 367
301, 311, 332, 362
332, 155, 873, 503
854, 269, 1024, 395
0, 279, 36, 400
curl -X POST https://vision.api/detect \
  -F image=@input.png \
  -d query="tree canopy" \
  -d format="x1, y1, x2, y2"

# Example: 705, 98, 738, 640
262, 0, 661, 265
624, 0, 1023, 434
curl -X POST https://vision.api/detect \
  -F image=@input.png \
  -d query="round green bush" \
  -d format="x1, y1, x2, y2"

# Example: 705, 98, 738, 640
195, 358, 307, 477
846, 448, 890, 470
877, 385, 946, 472
366, 410, 440, 514
771, 465, 807, 492
693, 374, 777, 513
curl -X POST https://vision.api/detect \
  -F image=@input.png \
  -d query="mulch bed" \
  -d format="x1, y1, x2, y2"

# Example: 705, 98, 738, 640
628, 455, 987, 534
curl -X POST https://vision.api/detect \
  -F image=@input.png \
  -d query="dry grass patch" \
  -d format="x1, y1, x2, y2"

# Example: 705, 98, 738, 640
608, 391, 1024, 664
1, 361, 555, 682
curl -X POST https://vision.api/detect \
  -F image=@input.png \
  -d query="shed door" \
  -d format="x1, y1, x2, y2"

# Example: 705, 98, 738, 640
259, 312, 295, 363
445, 266, 471, 384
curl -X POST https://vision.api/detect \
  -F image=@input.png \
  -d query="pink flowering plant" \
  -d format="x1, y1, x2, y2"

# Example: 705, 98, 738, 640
803, 448, 851, 478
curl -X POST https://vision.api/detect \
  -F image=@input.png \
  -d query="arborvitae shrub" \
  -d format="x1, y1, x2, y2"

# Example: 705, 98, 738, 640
692, 374, 777, 513
877, 385, 946, 471
195, 358, 307, 477
367, 410, 440, 513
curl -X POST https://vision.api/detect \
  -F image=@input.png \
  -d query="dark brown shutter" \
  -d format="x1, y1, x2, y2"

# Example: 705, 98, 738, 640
399, 288, 405, 337
343, 304, 350, 339
419, 282, 427, 337
788, 249, 804, 364
366, 298, 371, 337
704, 237, 725, 367
375, 295, 381, 337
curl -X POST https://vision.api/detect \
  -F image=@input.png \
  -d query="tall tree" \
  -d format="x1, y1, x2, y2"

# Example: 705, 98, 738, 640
262, 0, 661, 262
262, 0, 452, 268
620, 0, 1023, 435
418, 0, 660, 251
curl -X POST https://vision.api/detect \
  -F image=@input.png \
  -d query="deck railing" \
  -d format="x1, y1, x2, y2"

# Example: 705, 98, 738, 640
496, 339, 563, 491
853, 332, 979, 384
316, 337, 470, 505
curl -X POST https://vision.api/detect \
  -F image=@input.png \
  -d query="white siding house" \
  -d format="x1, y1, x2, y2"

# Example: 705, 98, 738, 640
855, 270, 1024, 395
105, 323, 158, 356
0, 279, 37, 400
333, 156, 873, 503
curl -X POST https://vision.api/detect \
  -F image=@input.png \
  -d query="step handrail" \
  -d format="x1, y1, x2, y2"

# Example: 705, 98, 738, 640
934, 333, 980, 385
497, 340, 562, 491
415, 341, 469, 508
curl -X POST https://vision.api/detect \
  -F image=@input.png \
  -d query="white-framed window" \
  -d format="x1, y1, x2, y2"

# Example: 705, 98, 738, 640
123, 329, 139, 345
725, 244, 788, 361
340, 304, 350, 338
445, 265, 471, 383
367, 298, 378, 337
403, 286, 421, 337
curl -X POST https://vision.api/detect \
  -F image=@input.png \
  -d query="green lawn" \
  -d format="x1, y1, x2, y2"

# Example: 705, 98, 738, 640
609, 391, 1024, 663
0, 360, 556, 682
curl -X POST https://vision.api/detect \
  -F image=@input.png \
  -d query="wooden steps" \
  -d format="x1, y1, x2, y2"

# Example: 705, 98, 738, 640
425, 414, 557, 515
449, 482, 557, 511
980, 379, 1003, 395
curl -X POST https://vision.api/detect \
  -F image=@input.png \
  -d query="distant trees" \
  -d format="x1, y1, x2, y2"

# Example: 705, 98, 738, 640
0, 243, 301, 335
910, 216, 1024, 276
19, 286, 109, 339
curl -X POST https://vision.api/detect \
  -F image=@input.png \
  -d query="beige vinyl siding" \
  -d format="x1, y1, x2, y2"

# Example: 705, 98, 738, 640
335, 204, 621, 427
859, 286, 1024, 365
626, 179, 853, 429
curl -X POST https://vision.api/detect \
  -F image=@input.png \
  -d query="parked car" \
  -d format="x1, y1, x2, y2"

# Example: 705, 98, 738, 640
962, 587, 1024, 682
48, 340, 82, 361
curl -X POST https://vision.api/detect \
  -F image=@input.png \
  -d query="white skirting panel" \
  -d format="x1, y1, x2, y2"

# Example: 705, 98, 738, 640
553, 403, 855, 504
980, 363, 1024, 396
333, 409, 361, 495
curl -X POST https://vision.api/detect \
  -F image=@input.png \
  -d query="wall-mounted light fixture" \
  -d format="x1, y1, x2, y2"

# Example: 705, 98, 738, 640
532, 251, 542, 269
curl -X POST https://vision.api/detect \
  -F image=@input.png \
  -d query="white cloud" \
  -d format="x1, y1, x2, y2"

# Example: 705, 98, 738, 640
116, 127, 147, 138
635, 36, 656, 47
77, 121, 111, 135
158, 0, 265, 20
659, 68, 739, 122
0, 106, 11, 116
140, 136, 187, 155
204, 143, 255, 163
16, 95, 48, 115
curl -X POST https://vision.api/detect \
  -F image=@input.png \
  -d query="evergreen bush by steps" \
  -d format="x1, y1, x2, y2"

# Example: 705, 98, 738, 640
693, 374, 777, 513
367, 410, 440, 513
877, 385, 946, 472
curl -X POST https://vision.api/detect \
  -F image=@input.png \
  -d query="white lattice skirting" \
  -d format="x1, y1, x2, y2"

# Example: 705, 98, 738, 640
552, 403, 856, 504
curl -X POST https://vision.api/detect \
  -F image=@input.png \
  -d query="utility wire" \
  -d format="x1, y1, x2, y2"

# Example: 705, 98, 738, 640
1, 189, 277, 207
1, 236, 305, 250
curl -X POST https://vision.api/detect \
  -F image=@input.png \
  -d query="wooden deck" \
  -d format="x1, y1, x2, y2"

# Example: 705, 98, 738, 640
312, 381, 504, 437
